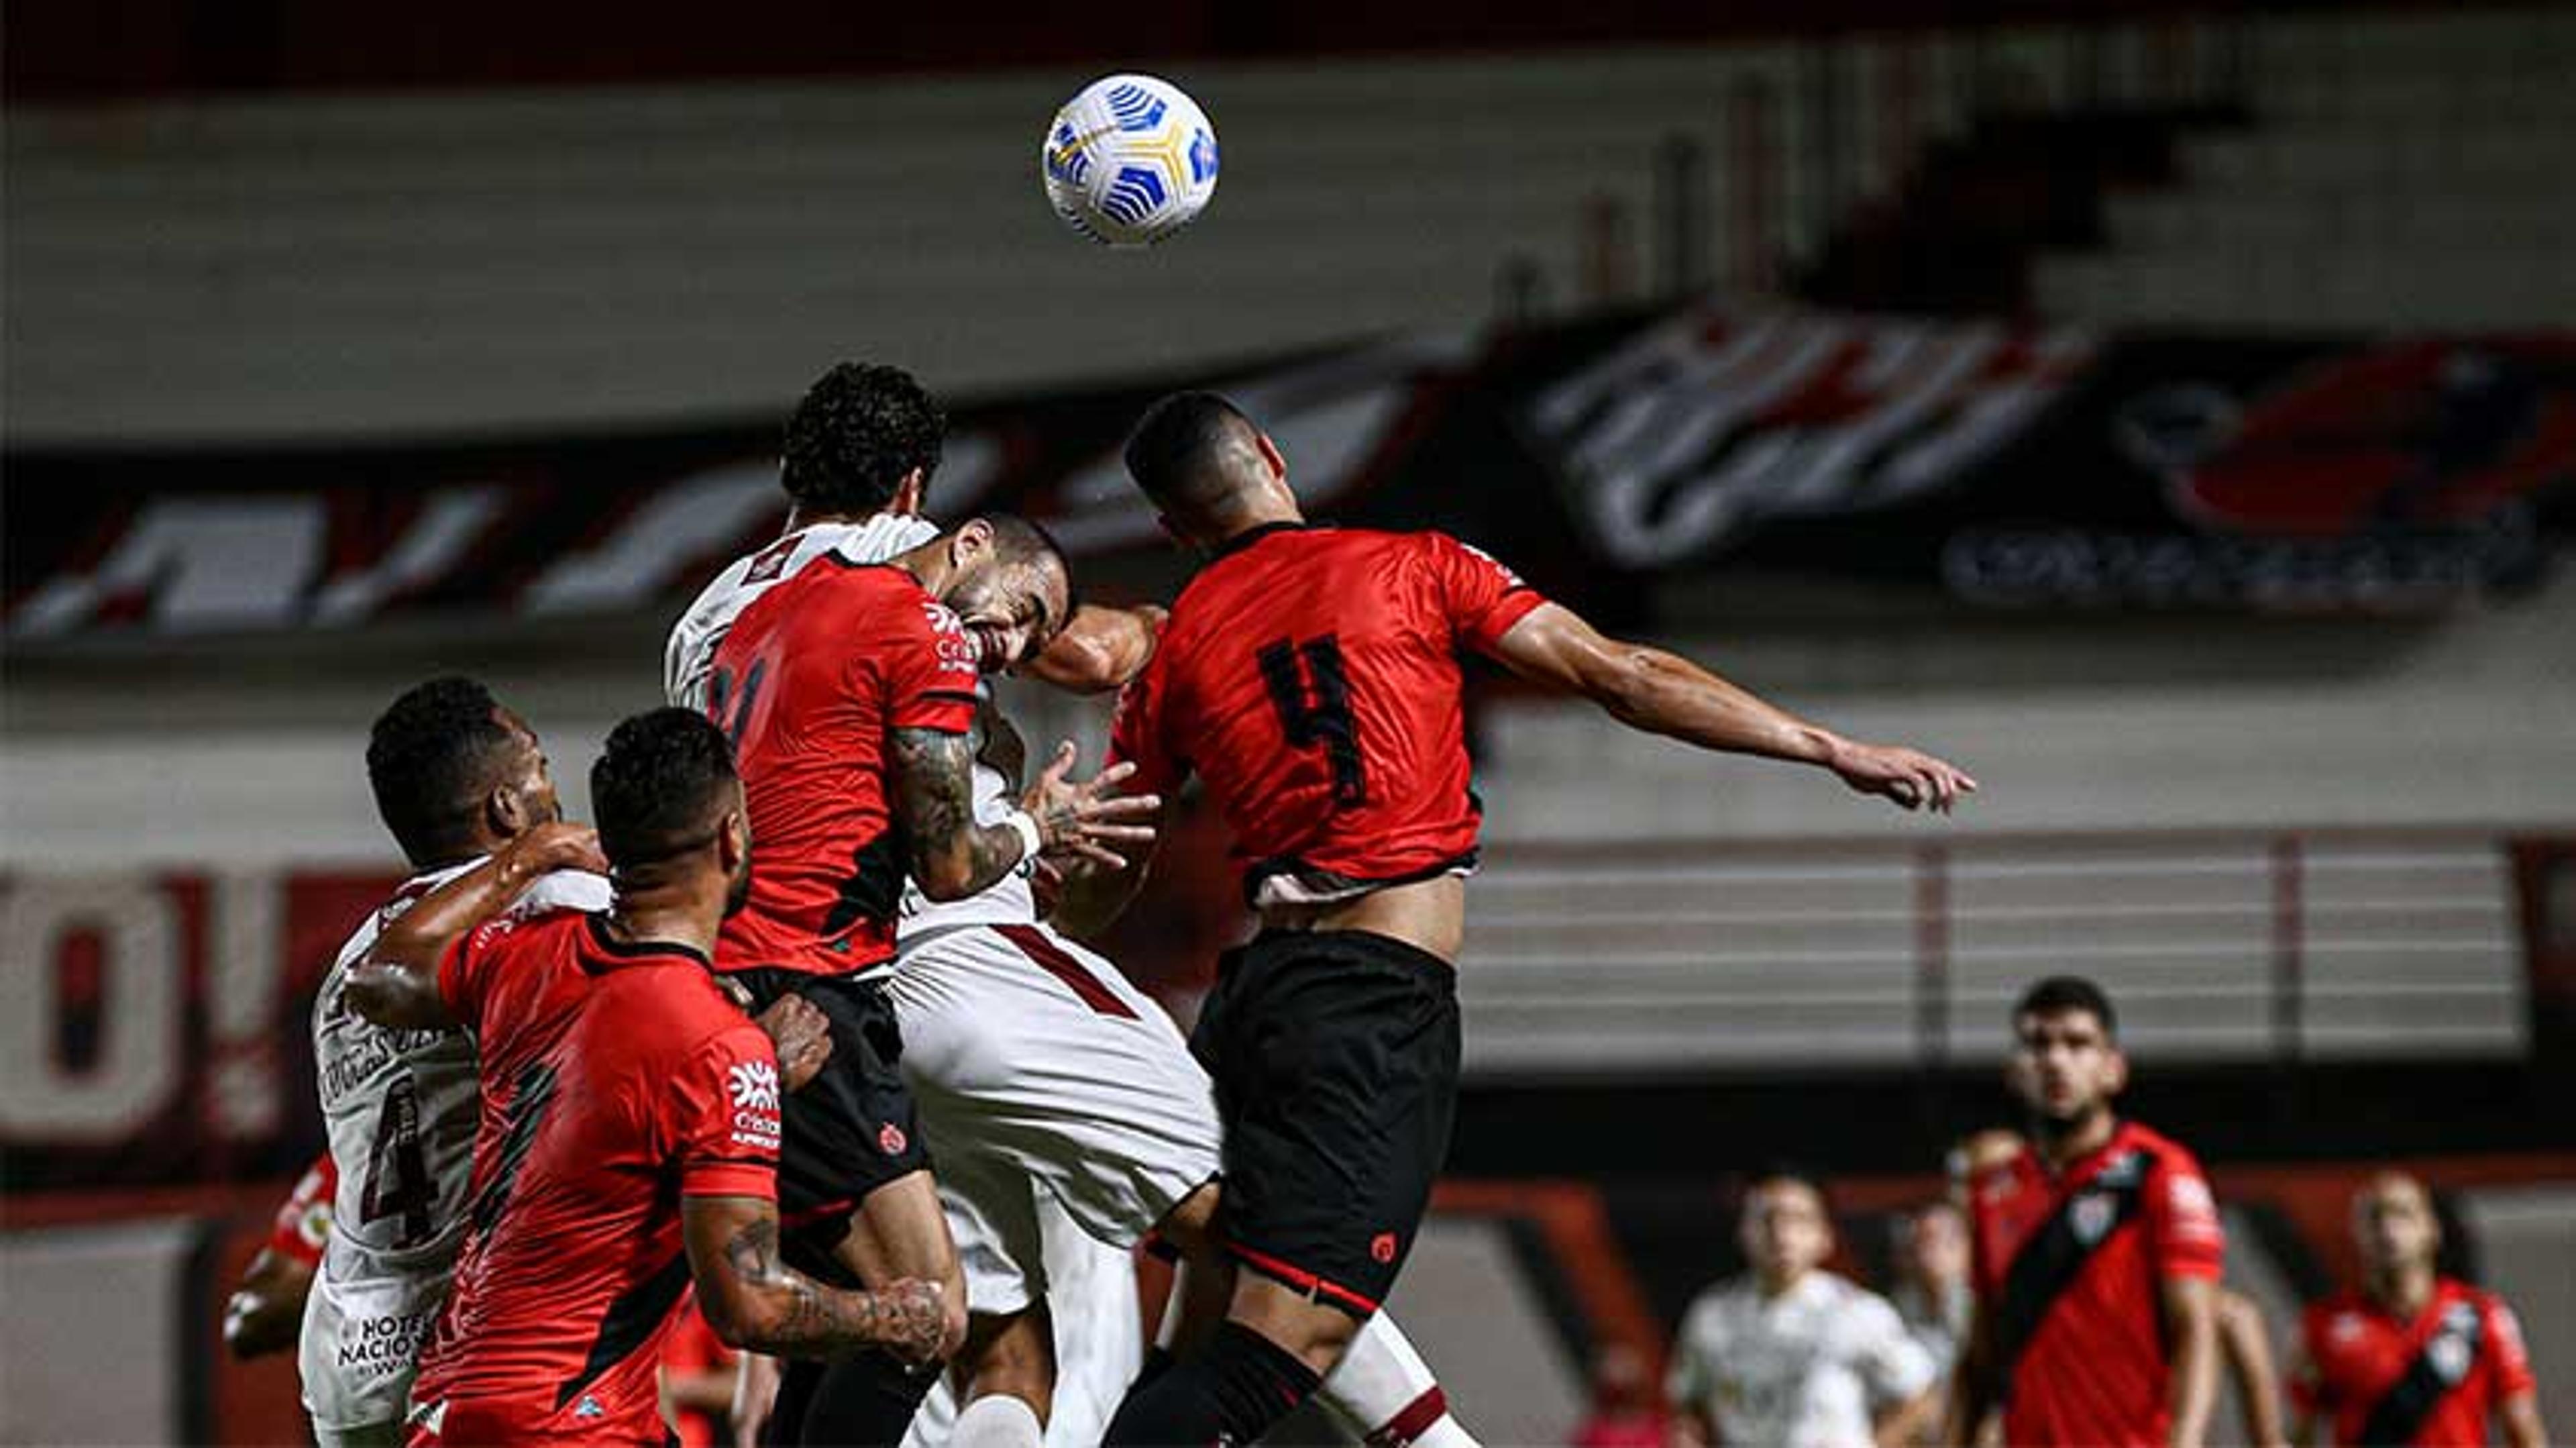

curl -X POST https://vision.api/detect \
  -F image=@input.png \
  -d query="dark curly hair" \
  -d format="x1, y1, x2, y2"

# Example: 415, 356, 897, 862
367, 676, 517, 869
591, 707, 737, 870
781, 362, 945, 515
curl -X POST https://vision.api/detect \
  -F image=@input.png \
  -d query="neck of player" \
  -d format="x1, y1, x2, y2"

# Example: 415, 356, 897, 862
2032, 1103, 2116, 1172
604, 871, 726, 959
1258, 874, 1466, 964
2371, 1261, 2438, 1318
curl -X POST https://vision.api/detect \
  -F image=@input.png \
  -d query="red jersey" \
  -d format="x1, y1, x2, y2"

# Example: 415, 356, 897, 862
266, 1152, 338, 1270
2294, 1279, 2536, 1447
708, 558, 982, 978
657, 1292, 738, 1448
408, 911, 779, 1445
1965, 1121, 2225, 1447
1109, 524, 1544, 905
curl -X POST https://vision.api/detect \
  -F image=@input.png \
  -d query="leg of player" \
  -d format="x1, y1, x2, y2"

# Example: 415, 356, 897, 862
782, 1171, 969, 1446
949, 1304, 1053, 1448
1319, 1312, 1479, 1448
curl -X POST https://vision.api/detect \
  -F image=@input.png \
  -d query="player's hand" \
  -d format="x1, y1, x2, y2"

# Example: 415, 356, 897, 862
870, 1278, 949, 1365
1022, 741, 1162, 868
754, 994, 834, 1092
730, 1351, 780, 1448
507, 820, 610, 876
1826, 739, 1978, 813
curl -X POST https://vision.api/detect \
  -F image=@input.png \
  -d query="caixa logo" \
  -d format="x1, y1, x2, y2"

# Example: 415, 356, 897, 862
728, 1060, 780, 1113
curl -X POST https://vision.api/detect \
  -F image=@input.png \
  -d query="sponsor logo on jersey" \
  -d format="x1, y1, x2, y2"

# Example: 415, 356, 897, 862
727, 1060, 780, 1113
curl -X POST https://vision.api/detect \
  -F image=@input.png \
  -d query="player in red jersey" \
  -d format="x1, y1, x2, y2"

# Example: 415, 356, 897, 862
2288, 1171, 2546, 1448
345, 709, 949, 1445
223, 1152, 337, 1359
706, 515, 1156, 1446
1949, 976, 2226, 1448
1077, 391, 1974, 1446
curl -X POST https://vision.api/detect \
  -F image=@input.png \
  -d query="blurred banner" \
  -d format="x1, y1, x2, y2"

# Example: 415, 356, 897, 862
9, 305, 2571, 641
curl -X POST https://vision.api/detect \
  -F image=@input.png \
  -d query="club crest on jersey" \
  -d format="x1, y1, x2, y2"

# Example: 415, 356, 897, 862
574, 1394, 606, 1420
2070, 1190, 2116, 1245
2429, 1302, 2481, 1384
878, 1121, 908, 1155
1370, 1231, 1399, 1264
728, 1060, 780, 1113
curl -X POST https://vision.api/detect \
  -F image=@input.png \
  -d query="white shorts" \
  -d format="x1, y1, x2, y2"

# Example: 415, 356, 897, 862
904, 1194, 1145, 1448
297, 1256, 444, 1437
888, 921, 1222, 1316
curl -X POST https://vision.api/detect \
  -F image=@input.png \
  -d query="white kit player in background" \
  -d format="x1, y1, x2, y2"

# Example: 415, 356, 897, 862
299, 679, 609, 1448
664, 359, 1478, 1448
1666, 1172, 1940, 1448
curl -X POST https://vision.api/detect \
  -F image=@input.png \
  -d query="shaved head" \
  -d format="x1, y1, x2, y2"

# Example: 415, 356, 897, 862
1122, 391, 1276, 532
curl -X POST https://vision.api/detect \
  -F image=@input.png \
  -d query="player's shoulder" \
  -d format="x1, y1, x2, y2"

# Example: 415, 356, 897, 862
2119, 1119, 2210, 1177
2302, 1288, 2367, 1333
1960, 1129, 2031, 1197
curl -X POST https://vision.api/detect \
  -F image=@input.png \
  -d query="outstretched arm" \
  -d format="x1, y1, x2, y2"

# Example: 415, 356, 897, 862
343, 822, 606, 1029
681, 1195, 945, 1361
1481, 603, 1975, 812
1022, 603, 1167, 694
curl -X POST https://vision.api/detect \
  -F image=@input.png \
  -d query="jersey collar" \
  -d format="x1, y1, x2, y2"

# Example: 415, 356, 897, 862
1210, 519, 1311, 560
582, 913, 714, 969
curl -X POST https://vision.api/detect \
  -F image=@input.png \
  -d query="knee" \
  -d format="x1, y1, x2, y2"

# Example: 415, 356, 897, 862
961, 1308, 1056, 1420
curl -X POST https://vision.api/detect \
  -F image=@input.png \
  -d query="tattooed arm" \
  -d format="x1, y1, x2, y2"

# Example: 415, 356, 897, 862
680, 1196, 945, 1362
890, 725, 1030, 901
890, 727, 1166, 901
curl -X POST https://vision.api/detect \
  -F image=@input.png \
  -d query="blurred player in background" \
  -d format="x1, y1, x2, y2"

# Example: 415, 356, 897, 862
1949, 976, 2225, 1448
1083, 391, 1973, 1447
224, 1153, 335, 1360
298, 678, 611, 1447
672, 362, 1481, 1448
1666, 1169, 1941, 1448
2288, 1171, 2545, 1448
1890, 1200, 1974, 1391
343, 708, 947, 1443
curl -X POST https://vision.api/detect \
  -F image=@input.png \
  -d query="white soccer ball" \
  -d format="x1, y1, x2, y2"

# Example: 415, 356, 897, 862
1040, 74, 1220, 247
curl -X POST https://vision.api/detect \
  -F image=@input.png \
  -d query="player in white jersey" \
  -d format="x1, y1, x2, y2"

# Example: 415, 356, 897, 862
1666, 1171, 1939, 1448
668, 362, 1478, 1448
297, 678, 612, 1447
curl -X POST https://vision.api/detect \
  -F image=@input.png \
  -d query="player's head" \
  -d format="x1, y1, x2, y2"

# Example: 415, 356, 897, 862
1895, 1199, 1969, 1290
929, 515, 1074, 673
2007, 974, 2127, 1129
590, 708, 752, 917
1122, 391, 1291, 544
781, 362, 945, 519
366, 676, 560, 870
1738, 1166, 1834, 1290
2351, 1170, 2442, 1281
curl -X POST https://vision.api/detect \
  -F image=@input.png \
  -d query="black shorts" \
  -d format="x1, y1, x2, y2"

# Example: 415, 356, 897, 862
1191, 928, 1460, 1317
720, 966, 930, 1284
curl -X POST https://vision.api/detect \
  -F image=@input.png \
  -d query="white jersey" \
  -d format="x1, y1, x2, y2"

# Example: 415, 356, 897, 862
1666, 1271, 1937, 1448
299, 861, 611, 1431
665, 514, 1035, 935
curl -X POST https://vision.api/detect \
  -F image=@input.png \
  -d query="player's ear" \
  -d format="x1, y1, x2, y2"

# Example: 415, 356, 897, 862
1254, 429, 1287, 482
951, 518, 994, 566
893, 469, 926, 516
720, 809, 749, 872
2103, 1045, 2129, 1097
486, 782, 527, 840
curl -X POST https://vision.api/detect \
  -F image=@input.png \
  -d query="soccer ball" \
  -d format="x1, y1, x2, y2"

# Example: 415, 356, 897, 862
1040, 74, 1220, 247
